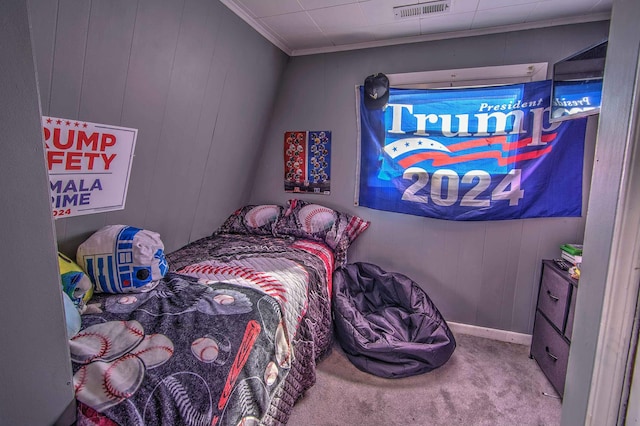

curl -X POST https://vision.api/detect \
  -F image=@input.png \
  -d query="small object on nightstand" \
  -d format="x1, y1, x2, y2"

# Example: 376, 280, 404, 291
569, 264, 581, 280
553, 258, 570, 271
560, 243, 583, 265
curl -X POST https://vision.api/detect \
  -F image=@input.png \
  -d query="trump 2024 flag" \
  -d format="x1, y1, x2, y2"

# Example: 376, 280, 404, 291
357, 80, 587, 221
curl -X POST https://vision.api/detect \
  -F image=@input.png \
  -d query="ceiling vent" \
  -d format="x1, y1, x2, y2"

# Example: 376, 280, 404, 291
393, 1, 451, 19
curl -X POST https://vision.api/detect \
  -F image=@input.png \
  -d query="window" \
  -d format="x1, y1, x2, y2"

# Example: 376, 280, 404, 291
388, 63, 548, 89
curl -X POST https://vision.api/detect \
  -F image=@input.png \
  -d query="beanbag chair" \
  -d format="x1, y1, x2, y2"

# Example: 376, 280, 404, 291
333, 262, 456, 378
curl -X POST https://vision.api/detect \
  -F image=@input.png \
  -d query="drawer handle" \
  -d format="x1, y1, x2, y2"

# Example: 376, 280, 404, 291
545, 346, 558, 362
546, 290, 559, 302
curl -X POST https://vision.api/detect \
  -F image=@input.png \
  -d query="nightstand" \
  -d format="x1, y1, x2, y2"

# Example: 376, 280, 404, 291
530, 259, 579, 398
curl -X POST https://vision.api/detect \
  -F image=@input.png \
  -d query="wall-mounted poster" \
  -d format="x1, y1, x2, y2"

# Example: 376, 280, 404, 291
284, 130, 331, 194
42, 116, 137, 219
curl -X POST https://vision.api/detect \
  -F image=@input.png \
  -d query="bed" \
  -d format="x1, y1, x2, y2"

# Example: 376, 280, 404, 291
69, 200, 370, 426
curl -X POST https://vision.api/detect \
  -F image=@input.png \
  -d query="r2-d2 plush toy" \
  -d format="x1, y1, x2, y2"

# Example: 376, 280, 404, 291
77, 225, 168, 293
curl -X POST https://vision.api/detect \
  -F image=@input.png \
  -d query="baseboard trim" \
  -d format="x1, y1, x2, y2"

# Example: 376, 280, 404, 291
449, 322, 532, 346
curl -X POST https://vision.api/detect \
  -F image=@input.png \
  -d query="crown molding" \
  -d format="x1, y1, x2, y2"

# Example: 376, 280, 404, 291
219, 0, 293, 56
219, 1, 610, 58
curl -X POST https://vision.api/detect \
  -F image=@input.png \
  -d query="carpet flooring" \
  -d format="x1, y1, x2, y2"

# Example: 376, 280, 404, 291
287, 333, 562, 426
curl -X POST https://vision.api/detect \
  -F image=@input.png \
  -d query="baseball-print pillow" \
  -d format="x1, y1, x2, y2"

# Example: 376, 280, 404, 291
274, 199, 370, 265
217, 204, 283, 236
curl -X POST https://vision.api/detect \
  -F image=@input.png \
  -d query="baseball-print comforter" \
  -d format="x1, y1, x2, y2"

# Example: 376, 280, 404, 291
72, 233, 334, 426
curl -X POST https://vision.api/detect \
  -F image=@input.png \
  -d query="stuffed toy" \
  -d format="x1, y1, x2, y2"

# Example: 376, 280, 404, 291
61, 291, 81, 337
76, 225, 168, 294
58, 252, 93, 313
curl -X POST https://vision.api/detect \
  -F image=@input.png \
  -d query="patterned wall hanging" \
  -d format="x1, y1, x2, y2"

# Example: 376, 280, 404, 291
284, 130, 331, 195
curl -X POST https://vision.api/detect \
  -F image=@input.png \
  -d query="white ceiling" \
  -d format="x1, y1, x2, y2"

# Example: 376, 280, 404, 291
220, 0, 612, 56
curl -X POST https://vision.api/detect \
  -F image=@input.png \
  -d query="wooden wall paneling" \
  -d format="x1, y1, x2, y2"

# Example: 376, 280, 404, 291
236, 39, 289, 197
505, 22, 609, 69
539, 218, 584, 255
579, 116, 599, 240
188, 19, 287, 242
27, 0, 65, 247
421, 219, 455, 288
48, 0, 90, 118
436, 221, 480, 323
293, 58, 326, 121
477, 221, 514, 328
54, 200, 69, 252
186, 41, 232, 241
46, 0, 91, 252
497, 220, 526, 330
275, 56, 319, 128
416, 220, 466, 320
79, 0, 137, 124
186, 13, 237, 242
205, 48, 260, 210
178, 3, 228, 247
350, 210, 400, 268
452, 221, 487, 324
142, 0, 221, 251
245, 55, 319, 207
321, 60, 363, 202
107, 0, 185, 229
512, 219, 546, 333
28, 0, 58, 115
58, 0, 138, 254
188, 13, 286, 243
388, 215, 432, 274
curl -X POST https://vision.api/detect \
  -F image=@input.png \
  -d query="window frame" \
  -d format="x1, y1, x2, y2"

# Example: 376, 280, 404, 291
387, 63, 548, 89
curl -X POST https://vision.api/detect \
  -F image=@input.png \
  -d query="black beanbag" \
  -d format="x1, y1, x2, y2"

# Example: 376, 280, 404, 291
333, 262, 456, 378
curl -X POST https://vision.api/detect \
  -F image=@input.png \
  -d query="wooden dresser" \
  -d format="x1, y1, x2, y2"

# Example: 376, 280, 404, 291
530, 259, 579, 398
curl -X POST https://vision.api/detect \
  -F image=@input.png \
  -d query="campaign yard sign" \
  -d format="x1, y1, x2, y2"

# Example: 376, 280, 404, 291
42, 116, 137, 219
357, 80, 587, 221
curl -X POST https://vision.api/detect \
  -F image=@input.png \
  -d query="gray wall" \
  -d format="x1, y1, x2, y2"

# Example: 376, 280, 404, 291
29, 0, 288, 256
0, 1, 74, 424
250, 21, 610, 334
